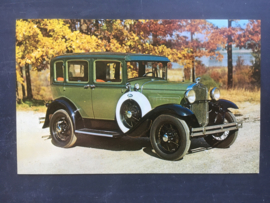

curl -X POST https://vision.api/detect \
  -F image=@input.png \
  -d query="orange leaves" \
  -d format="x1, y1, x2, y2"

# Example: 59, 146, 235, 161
226, 20, 261, 52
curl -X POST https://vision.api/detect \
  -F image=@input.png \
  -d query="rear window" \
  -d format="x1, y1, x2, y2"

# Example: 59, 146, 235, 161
67, 61, 88, 82
54, 61, 64, 82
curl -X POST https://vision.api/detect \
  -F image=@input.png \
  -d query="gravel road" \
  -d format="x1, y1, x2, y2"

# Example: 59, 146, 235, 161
17, 102, 260, 174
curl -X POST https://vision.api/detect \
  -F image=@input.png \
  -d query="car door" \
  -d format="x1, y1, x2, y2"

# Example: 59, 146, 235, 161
64, 59, 94, 119
91, 59, 126, 120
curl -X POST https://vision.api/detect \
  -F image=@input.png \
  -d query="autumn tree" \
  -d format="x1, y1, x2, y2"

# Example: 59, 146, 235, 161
17, 19, 258, 101
69, 19, 230, 81
234, 20, 261, 87
16, 19, 106, 99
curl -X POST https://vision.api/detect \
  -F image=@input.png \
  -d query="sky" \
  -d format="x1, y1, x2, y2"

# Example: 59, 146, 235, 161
180, 20, 250, 42
207, 19, 249, 28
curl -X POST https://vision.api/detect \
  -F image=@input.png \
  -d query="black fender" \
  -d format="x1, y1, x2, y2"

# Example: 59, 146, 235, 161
208, 99, 238, 126
216, 99, 238, 110
42, 97, 83, 129
125, 104, 200, 137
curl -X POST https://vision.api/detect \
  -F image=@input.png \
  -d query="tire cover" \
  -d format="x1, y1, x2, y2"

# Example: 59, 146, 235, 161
116, 91, 152, 133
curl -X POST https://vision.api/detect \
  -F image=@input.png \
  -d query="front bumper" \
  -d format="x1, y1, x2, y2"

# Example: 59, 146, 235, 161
191, 121, 243, 137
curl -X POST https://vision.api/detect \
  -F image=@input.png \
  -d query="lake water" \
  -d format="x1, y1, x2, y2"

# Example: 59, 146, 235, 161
199, 50, 255, 67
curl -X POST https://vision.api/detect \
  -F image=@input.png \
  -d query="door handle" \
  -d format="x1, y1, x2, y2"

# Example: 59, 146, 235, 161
90, 84, 95, 89
84, 84, 90, 89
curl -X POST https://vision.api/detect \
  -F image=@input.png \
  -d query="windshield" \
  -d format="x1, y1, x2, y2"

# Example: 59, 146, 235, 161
127, 61, 167, 80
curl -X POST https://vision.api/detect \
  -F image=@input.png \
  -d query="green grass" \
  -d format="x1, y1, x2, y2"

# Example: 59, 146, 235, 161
16, 99, 50, 112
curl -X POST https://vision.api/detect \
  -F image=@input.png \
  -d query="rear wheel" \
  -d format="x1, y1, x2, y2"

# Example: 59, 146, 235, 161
204, 111, 238, 148
50, 109, 77, 148
150, 115, 191, 160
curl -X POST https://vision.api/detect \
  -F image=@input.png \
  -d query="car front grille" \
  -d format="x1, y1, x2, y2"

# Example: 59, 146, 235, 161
190, 84, 208, 126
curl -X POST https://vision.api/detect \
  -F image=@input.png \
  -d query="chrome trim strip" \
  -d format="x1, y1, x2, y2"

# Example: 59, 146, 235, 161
192, 122, 237, 132
186, 83, 197, 90
75, 130, 114, 137
190, 121, 243, 137
79, 128, 120, 134
191, 127, 238, 137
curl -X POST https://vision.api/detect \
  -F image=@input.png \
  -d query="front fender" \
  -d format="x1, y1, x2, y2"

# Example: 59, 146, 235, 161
42, 98, 82, 129
208, 99, 238, 126
216, 99, 238, 110
125, 104, 200, 137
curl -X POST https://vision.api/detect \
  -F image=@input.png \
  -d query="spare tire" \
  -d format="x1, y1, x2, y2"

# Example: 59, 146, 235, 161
116, 92, 151, 133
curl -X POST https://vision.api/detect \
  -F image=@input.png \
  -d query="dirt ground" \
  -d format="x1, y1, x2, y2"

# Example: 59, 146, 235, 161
16, 102, 260, 174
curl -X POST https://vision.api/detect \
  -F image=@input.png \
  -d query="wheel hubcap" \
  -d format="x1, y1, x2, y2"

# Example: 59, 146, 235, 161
163, 133, 169, 142
157, 123, 180, 154
53, 115, 71, 142
126, 111, 132, 118
120, 100, 142, 128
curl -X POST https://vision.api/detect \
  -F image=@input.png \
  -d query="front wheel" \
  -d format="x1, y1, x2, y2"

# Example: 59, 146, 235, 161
150, 115, 191, 161
204, 111, 238, 148
50, 109, 77, 148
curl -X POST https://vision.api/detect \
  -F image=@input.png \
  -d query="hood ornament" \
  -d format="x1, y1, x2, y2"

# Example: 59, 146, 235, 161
195, 77, 201, 84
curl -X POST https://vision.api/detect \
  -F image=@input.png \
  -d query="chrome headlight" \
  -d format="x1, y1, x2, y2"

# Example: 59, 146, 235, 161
134, 83, 140, 91
210, 88, 220, 101
185, 89, 196, 103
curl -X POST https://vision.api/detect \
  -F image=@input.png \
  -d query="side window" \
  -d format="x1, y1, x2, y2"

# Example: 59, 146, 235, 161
55, 61, 64, 82
67, 61, 88, 82
94, 61, 122, 83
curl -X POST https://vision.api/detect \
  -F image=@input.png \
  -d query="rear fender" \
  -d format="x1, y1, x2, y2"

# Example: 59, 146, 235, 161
42, 98, 83, 129
125, 104, 200, 137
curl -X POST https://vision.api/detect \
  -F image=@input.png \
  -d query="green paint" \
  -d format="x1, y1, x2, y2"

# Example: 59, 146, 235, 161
50, 53, 193, 120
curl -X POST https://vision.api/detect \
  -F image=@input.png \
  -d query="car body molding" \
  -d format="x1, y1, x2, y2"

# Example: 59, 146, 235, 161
125, 104, 199, 137
217, 99, 238, 110
42, 97, 82, 129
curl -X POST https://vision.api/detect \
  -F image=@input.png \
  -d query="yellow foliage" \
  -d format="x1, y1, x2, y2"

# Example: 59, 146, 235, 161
16, 70, 24, 85
16, 19, 106, 70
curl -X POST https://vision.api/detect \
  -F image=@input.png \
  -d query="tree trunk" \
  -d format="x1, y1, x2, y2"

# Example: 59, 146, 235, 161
25, 63, 33, 99
190, 68, 193, 82
191, 32, 195, 82
227, 20, 233, 89
20, 66, 26, 98
16, 77, 18, 101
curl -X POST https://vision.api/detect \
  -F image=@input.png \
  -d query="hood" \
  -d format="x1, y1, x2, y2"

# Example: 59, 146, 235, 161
129, 78, 193, 91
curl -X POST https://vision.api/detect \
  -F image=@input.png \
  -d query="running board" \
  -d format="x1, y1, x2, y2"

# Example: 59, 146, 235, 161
75, 128, 123, 138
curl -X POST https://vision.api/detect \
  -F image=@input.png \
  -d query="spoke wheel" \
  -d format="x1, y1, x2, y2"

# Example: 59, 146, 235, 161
120, 99, 142, 129
50, 109, 77, 148
150, 115, 190, 161
212, 117, 230, 141
204, 112, 238, 148
52, 115, 71, 142
156, 123, 180, 154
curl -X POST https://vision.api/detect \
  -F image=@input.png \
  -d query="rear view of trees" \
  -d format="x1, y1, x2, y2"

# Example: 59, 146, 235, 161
16, 19, 261, 101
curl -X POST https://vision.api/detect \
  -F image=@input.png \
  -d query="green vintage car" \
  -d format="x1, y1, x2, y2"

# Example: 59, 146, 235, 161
41, 52, 242, 160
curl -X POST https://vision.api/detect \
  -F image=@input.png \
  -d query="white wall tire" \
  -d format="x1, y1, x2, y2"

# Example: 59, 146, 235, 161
116, 92, 152, 133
